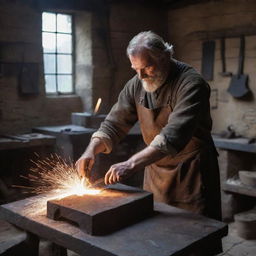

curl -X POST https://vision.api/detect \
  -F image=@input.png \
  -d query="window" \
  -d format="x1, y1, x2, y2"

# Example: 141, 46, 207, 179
42, 12, 74, 94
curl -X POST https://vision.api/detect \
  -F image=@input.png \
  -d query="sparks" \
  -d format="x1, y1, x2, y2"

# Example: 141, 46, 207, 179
15, 154, 101, 198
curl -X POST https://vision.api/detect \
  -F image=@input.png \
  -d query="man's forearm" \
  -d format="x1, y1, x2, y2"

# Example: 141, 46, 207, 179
104, 145, 167, 184
85, 137, 106, 155
127, 146, 167, 171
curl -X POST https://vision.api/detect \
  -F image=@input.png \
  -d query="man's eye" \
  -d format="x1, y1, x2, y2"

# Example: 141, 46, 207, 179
145, 66, 153, 71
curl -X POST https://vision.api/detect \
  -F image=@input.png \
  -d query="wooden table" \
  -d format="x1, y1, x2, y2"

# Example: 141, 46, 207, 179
0, 133, 55, 151
0, 193, 228, 256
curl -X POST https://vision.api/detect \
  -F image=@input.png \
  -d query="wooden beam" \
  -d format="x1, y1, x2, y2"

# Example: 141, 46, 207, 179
187, 25, 256, 41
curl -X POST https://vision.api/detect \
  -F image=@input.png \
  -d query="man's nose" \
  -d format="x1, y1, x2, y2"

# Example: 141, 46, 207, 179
138, 69, 147, 79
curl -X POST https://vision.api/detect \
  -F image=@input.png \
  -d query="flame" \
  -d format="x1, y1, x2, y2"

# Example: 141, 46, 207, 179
93, 98, 102, 114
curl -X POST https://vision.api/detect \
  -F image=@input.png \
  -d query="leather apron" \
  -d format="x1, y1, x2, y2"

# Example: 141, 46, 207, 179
136, 102, 222, 222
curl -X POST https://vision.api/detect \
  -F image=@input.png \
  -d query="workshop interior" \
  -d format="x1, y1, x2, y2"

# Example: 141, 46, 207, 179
0, 0, 256, 256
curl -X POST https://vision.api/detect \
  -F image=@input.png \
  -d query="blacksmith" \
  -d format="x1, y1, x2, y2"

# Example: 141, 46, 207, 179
76, 31, 221, 227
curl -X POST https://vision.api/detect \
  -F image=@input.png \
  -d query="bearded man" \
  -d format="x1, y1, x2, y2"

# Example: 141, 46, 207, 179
76, 31, 222, 230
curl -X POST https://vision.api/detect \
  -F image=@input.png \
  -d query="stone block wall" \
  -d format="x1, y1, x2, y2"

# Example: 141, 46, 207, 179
167, 0, 256, 138
0, 0, 83, 134
105, 2, 167, 108
0, 0, 168, 133
86, 2, 167, 113
3, 0, 256, 142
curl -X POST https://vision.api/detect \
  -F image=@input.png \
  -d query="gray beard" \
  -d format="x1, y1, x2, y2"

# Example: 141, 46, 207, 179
141, 75, 166, 93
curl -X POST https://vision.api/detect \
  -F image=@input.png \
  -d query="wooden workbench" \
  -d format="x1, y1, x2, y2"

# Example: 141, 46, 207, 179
0, 133, 55, 151
0, 193, 228, 256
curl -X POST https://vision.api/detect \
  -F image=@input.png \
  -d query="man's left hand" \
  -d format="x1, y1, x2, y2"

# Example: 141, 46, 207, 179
104, 161, 135, 185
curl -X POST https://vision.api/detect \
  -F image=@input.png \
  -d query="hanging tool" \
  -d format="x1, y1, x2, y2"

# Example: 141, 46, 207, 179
201, 40, 215, 81
227, 36, 249, 98
219, 37, 232, 77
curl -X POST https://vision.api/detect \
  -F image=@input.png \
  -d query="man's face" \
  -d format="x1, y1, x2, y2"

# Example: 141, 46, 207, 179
129, 50, 167, 92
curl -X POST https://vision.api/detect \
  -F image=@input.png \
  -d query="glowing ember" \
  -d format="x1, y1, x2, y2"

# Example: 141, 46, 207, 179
15, 154, 101, 198
62, 177, 101, 197
93, 98, 102, 114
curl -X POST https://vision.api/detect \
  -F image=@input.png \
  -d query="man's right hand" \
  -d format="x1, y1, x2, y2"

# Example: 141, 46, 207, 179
75, 151, 95, 179
75, 137, 107, 179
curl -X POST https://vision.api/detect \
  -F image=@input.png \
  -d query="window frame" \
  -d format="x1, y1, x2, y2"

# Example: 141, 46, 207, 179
42, 11, 75, 95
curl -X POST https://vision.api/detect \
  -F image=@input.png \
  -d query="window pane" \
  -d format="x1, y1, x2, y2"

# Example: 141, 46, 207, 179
42, 12, 56, 32
57, 34, 72, 53
58, 75, 72, 93
57, 55, 72, 74
43, 32, 56, 53
57, 14, 72, 33
45, 75, 56, 93
44, 54, 56, 73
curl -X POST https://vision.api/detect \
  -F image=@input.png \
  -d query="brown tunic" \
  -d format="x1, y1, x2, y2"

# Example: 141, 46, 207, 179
94, 59, 221, 222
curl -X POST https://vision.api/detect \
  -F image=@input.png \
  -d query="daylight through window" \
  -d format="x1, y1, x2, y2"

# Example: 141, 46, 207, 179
42, 12, 73, 94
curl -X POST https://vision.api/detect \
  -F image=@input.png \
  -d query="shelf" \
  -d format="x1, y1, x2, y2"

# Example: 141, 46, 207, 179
213, 135, 256, 153
223, 179, 256, 197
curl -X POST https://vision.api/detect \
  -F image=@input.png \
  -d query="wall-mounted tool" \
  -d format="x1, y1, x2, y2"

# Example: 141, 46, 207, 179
201, 40, 215, 81
219, 37, 232, 77
19, 63, 39, 95
227, 36, 249, 98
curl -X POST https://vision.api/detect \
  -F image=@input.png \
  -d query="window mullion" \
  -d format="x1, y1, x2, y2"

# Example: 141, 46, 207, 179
55, 13, 58, 94
42, 11, 73, 95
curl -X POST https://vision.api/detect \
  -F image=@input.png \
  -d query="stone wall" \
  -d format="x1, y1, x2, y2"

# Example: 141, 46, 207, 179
87, 2, 167, 113
168, 0, 256, 138
0, 1, 83, 134
4, 0, 256, 138
0, 0, 167, 132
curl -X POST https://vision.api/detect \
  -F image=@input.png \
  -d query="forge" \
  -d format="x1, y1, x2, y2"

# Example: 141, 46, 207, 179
47, 184, 153, 235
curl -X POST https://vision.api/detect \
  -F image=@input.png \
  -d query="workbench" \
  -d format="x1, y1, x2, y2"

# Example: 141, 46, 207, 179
0, 133, 55, 151
0, 192, 228, 256
0, 133, 56, 204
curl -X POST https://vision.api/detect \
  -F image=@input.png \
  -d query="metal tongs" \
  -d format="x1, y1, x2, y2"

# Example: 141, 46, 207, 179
88, 177, 105, 188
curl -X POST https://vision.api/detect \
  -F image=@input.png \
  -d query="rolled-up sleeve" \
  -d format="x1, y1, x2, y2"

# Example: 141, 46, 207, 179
92, 78, 138, 153
150, 75, 209, 155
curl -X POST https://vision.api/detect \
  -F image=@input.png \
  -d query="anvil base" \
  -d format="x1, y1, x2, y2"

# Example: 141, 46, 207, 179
47, 184, 153, 235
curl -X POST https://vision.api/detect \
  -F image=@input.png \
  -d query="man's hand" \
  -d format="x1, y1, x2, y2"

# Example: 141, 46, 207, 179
104, 161, 136, 185
104, 146, 167, 185
75, 151, 95, 179
75, 137, 107, 179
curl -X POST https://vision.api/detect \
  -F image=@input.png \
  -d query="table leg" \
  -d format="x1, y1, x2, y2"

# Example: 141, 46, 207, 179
25, 232, 39, 256
51, 242, 68, 256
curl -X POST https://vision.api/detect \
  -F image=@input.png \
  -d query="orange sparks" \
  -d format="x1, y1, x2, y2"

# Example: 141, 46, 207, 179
15, 154, 101, 198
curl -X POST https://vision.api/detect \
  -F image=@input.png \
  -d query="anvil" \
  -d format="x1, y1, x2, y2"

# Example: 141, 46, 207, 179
47, 184, 153, 235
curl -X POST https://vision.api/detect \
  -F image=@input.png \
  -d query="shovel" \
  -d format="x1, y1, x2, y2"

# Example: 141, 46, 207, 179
227, 36, 249, 98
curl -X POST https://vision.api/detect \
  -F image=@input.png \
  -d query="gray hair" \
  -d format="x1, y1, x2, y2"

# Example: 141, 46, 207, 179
126, 31, 174, 60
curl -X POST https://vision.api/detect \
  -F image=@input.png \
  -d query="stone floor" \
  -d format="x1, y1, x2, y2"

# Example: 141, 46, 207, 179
1, 220, 256, 256
217, 222, 256, 256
